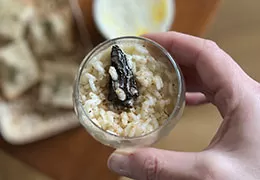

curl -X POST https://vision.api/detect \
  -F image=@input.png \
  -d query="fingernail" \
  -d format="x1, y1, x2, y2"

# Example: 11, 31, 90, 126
108, 148, 135, 176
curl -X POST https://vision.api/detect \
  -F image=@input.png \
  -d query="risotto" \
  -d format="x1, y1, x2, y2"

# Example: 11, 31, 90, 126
79, 43, 178, 137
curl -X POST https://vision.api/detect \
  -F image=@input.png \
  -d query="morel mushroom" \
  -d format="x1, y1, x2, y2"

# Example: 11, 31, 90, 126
108, 45, 139, 108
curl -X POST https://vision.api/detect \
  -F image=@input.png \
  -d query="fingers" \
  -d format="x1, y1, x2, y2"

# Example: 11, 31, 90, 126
144, 32, 225, 66
108, 148, 206, 180
186, 92, 209, 105
144, 32, 247, 116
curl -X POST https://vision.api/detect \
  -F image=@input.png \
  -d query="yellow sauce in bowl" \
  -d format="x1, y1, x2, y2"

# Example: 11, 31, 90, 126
93, 0, 175, 39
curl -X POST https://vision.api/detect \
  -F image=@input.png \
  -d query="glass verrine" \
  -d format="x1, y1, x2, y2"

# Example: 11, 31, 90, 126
73, 36, 185, 149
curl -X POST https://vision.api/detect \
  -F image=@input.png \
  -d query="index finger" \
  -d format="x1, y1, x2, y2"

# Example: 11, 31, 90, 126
144, 31, 227, 66
144, 32, 248, 116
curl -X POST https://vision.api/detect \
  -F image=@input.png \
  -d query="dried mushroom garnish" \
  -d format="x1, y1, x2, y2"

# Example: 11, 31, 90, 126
108, 45, 139, 108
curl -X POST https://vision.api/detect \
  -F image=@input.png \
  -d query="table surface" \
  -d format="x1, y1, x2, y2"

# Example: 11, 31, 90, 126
0, 0, 220, 180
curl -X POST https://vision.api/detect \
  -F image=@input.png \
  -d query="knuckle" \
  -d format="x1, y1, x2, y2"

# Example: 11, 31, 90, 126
195, 39, 220, 63
194, 155, 215, 180
195, 152, 231, 180
134, 149, 162, 180
203, 39, 219, 50
143, 156, 159, 180
257, 82, 260, 93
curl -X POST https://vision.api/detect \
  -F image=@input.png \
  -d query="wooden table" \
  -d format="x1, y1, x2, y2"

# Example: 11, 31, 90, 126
0, 0, 220, 180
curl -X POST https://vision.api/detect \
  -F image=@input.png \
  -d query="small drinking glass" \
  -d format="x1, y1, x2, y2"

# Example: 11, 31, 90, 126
73, 36, 185, 149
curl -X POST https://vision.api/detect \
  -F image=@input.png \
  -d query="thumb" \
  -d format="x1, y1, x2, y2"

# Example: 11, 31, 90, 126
108, 148, 207, 180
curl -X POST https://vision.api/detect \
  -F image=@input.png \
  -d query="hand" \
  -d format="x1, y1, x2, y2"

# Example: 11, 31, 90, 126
107, 32, 260, 180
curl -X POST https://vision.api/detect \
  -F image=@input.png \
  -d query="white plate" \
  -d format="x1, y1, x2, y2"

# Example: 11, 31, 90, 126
0, 98, 79, 145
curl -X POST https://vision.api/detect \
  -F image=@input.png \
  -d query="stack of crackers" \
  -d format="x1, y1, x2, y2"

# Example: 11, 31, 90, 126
0, 0, 89, 144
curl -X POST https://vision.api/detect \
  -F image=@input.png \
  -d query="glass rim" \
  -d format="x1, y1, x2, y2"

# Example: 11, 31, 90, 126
74, 36, 185, 140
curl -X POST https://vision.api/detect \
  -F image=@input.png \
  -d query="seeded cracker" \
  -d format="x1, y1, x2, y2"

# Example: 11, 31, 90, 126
0, 40, 40, 100
39, 61, 77, 109
0, 0, 86, 144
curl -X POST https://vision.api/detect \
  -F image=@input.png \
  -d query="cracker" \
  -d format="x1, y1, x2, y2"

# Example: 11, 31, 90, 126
39, 61, 77, 109
27, 6, 76, 56
0, 0, 34, 41
0, 40, 40, 100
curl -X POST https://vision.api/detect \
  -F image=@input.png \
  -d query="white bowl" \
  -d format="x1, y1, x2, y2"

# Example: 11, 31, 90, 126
93, 0, 175, 39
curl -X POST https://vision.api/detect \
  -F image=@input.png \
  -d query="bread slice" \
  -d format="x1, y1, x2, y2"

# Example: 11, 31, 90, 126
0, 96, 79, 145
0, 40, 40, 100
39, 61, 77, 109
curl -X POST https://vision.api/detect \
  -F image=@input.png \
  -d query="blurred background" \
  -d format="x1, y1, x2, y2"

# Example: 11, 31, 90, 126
0, 0, 259, 179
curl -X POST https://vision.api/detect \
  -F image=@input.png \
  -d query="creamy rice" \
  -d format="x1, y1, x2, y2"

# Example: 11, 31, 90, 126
79, 44, 178, 137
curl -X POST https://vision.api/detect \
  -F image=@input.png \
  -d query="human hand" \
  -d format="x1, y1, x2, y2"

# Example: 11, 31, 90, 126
107, 32, 260, 180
